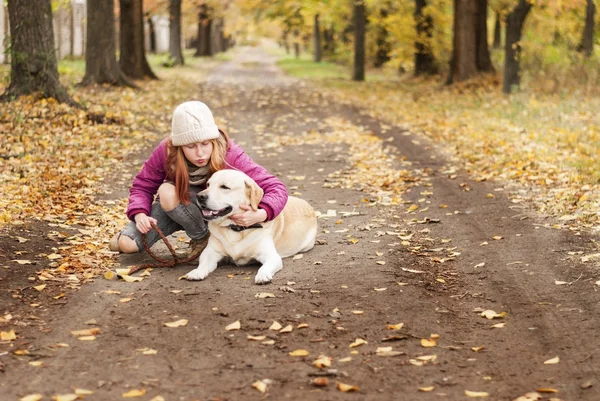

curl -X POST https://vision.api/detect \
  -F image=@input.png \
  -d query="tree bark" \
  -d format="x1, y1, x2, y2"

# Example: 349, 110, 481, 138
374, 6, 390, 68
147, 15, 156, 53
81, 0, 134, 87
448, 0, 478, 83
119, 0, 157, 79
503, 0, 532, 94
282, 29, 290, 54
580, 0, 595, 57
323, 28, 335, 56
2, 0, 74, 104
493, 11, 501, 49
352, 0, 366, 81
475, 0, 494, 72
169, 0, 184, 65
313, 14, 322, 62
414, 0, 438, 75
194, 4, 212, 57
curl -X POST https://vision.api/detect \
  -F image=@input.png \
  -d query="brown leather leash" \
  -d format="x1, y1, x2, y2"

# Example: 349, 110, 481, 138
127, 222, 203, 275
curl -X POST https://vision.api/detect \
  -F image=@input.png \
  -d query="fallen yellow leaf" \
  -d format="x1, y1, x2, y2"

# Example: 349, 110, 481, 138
421, 338, 437, 347
387, 323, 404, 330
280, 324, 293, 333
74, 389, 94, 396
480, 310, 506, 319
247, 335, 266, 341
122, 389, 146, 398
465, 390, 489, 397
269, 321, 282, 331
52, 394, 78, 401
164, 319, 189, 328
33, 284, 47, 291
313, 355, 332, 369
20, 394, 43, 401
349, 338, 368, 348
543, 356, 560, 365
419, 386, 435, 392
136, 347, 158, 355
13, 260, 34, 265
71, 328, 100, 336
225, 320, 241, 331
252, 380, 267, 393
337, 382, 359, 392
1, 330, 17, 341
103, 270, 116, 280
289, 349, 309, 357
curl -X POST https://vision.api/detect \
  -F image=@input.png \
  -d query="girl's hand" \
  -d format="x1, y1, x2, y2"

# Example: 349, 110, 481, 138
134, 213, 158, 234
230, 205, 267, 227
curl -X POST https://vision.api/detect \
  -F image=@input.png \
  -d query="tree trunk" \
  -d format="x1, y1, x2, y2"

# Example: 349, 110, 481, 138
147, 16, 156, 53
447, 0, 477, 84
282, 30, 290, 54
169, 0, 184, 65
81, 0, 134, 87
475, 0, 494, 72
294, 42, 300, 58
194, 4, 212, 57
503, 0, 532, 94
414, 0, 438, 75
211, 18, 223, 54
313, 14, 322, 62
493, 11, 501, 49
352, 0, 366, 81
323, 28, 335, 56
2, 0, 74, 104
580, 0, 595, 57
374, 6, 390, 68
119, 0, 157, 79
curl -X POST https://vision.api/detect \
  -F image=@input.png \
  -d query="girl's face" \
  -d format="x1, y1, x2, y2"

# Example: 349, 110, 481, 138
182, 141, 213, 167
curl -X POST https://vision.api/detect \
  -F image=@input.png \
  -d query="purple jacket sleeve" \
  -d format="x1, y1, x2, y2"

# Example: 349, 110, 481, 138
225, 141, 288, 221
126, 139, 168, 221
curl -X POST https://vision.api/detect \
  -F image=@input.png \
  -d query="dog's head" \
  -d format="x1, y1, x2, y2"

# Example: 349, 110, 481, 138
197, 169, 264, 222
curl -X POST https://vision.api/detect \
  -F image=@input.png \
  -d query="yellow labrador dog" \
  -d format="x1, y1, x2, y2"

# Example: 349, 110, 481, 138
185, 169, 317, 284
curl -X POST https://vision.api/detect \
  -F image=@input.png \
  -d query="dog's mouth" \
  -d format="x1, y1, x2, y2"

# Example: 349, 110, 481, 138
201, 206, 233, 220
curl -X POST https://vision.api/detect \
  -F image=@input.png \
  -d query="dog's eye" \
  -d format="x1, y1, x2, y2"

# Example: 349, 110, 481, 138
220, 185, 230, 190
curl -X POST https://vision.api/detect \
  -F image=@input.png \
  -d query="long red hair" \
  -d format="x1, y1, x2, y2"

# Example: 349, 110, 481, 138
165, 130, 230, 204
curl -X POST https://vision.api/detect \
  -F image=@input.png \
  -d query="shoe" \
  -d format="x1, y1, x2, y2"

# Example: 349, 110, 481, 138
188, 235, 209, 257
109, 234, 120, 252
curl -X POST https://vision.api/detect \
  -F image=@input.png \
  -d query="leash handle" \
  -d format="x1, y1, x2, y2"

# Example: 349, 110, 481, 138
126, 222, 204, 275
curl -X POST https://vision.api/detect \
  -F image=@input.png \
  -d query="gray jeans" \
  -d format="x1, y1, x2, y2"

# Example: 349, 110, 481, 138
121, 186, 208, 252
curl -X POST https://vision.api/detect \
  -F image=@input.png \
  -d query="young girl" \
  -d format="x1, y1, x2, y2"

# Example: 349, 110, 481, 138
110, 101, 288, 256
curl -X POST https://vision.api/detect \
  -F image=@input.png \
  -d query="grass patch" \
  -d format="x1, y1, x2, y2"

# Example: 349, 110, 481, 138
279, 56, 600, 229
278, 56, 349, 80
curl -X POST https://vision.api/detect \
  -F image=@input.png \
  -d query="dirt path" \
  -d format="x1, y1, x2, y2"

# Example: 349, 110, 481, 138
2, 46, 600, 401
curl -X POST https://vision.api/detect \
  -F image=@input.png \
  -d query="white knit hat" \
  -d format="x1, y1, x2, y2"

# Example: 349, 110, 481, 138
170, 101, 220, 146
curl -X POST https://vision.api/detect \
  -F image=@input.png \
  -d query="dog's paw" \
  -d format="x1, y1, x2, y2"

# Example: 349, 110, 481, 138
185, 268, 210, 281
254, 272, 272, 284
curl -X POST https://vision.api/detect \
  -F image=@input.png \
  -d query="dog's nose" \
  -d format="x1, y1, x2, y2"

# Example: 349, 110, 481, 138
197, 194, 208, 204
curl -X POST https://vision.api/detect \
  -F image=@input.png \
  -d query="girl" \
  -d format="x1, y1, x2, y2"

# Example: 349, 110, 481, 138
110, 101, 288, 256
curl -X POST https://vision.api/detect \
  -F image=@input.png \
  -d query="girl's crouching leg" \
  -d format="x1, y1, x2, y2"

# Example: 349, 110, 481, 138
118, 234, 141, 253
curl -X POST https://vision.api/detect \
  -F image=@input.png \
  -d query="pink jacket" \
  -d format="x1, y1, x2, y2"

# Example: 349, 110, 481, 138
126, 137, 288, 222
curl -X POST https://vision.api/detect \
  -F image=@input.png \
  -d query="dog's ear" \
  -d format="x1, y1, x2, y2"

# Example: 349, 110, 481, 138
245, 178, 264, 211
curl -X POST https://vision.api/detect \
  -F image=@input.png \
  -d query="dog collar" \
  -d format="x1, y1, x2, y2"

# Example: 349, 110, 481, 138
228, 223, 263, 232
